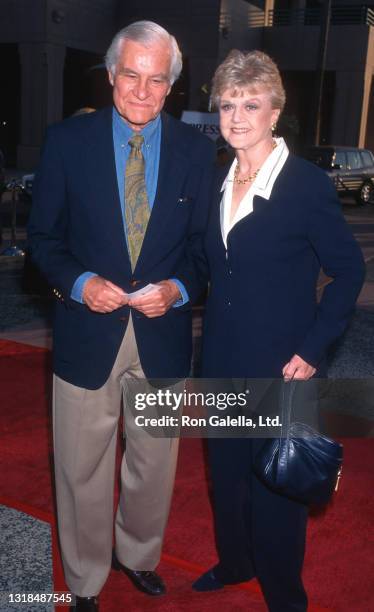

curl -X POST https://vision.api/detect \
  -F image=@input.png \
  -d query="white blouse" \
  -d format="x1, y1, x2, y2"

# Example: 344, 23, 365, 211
220, 137, 289, 248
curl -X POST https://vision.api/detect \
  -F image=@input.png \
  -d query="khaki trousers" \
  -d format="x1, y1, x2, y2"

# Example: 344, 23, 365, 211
52, 316, 180, 597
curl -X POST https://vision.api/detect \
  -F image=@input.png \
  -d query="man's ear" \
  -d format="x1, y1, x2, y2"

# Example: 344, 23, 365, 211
108, 70, 114, 87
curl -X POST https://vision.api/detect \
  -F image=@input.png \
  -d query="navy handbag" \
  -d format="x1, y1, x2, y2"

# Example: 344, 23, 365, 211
253, 380, 343, 506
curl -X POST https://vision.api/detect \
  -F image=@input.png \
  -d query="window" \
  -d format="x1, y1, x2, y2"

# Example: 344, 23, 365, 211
346, 151, 362, 170
361, 150, 374, 168
334, 151, 346, 169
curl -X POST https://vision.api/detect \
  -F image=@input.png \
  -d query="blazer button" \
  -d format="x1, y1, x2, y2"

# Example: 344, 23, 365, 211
130, 279, 140, 287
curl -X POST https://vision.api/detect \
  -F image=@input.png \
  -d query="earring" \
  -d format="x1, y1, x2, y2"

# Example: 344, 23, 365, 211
271, 123, 277, 133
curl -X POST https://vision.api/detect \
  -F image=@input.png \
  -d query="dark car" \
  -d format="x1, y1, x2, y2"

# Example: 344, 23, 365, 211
304, 146, 374, 205
20, 173, 34, 199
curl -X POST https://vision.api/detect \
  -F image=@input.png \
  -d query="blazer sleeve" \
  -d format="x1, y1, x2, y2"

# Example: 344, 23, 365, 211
28, 126, 87, 305
173, 137, 216, 306
297, 175, 365, 367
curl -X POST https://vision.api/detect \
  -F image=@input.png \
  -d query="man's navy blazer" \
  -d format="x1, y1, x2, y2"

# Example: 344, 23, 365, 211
28, 107, 215, 389
202, 155, 365, 378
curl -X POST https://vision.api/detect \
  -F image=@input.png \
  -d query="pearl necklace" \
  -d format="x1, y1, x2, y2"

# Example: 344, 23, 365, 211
232, 139, 278, 185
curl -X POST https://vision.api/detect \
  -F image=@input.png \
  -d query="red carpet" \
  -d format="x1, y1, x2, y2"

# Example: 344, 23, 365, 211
0, 339, 373, 611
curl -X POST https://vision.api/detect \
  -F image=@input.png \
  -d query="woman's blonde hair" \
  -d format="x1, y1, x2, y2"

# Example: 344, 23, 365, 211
210, 49, 285, 111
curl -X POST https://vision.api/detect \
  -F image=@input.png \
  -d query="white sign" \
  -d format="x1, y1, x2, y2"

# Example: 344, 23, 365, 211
181, 111, 220, 141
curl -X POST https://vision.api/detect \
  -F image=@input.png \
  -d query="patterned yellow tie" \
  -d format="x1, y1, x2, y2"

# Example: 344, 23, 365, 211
125, 134, 150, 270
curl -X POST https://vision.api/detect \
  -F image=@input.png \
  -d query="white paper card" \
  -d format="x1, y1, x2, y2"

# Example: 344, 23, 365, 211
128, 283, 162, 299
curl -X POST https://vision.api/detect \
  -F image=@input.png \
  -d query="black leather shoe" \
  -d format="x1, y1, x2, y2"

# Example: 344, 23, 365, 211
112, 551, 166, 596
71, 595, 99, 611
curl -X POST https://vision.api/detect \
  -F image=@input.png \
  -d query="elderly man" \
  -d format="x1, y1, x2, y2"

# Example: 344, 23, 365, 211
28, 21, 214, 612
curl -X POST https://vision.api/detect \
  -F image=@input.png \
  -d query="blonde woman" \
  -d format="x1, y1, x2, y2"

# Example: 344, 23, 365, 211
193, 50, 364, 611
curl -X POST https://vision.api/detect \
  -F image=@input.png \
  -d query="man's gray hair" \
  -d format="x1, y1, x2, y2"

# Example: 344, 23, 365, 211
105, 20, 182, 84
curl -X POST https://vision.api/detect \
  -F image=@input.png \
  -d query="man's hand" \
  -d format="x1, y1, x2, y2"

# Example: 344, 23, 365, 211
82, 276, 128, 313
282, 354, 316, 381
128, 280, 181, 318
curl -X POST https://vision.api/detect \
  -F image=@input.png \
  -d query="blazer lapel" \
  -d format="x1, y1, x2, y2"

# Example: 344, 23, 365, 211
85, 107, 132, 275
252, 193, 272, 214
212, 164, 230, 247
134, 113, 189, 273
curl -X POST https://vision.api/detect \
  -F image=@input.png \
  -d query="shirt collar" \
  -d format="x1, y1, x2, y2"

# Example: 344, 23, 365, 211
220, 137, 289, 199
112, 105, 161, 146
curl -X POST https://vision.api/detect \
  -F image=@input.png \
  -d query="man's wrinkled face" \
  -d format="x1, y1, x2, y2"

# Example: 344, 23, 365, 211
109, 39, 172, 131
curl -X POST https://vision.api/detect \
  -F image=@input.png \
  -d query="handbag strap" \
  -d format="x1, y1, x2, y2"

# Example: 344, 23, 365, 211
277, 380, 297, 486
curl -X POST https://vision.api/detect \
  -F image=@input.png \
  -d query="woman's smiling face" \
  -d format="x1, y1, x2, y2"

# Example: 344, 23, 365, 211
219, 88, 280, 151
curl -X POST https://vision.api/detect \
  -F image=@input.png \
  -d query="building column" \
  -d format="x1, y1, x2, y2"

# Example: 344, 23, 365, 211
17, 42, 66, 169
359, 65, 373, 148
264, 0, 274, 27
330, 70, 366, 146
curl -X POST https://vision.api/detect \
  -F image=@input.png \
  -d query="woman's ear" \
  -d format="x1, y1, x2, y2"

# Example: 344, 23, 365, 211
271, 108, 281, 126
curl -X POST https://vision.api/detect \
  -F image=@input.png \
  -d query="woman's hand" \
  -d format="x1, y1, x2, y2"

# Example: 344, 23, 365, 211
282, 354, 316, 381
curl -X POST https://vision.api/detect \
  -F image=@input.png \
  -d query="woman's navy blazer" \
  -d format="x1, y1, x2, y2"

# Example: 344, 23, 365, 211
202, 155, 365, 378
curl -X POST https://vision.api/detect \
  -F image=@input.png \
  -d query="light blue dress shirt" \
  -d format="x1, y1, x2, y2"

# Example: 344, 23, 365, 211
71, 107, 188, 305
